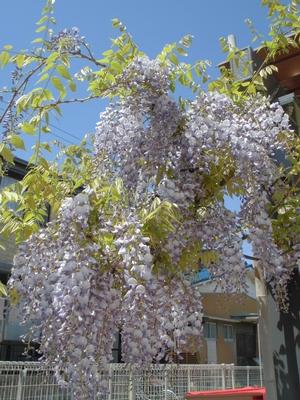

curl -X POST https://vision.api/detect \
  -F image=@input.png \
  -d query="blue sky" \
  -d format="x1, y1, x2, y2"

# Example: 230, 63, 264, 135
0, 0, 271, 154
1, 0, 265, 255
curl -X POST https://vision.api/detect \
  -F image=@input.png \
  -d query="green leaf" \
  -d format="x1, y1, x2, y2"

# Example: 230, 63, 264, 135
0, 51, 10, 67
51, 77, 66, 98
20, 122, 36, 135
9, 288, 20, 305
38, 157, 49, 170
0, 144, 14, 163
102, 49, 114, 57
176, 47, 188, 56
179, 241, 201, 271
186, 69, 193, 81
35, 25, 47, 33
36, 15, 48, 25
170, 81, 175, 93
200, 250, 219, 267
15, 54, 25, 69
40, 142, 52, 152
110, 61, 122, 73
37, 73, 49, 84
143, 200, 179, 244
56, 65, 72, 80
43, 89, 54, 101
112, 18, 121, 28
53, 105, 62, 116
169, 53, 179, 65
47, 51, 59, 64
42, 126, 51, 133
3, 45, 13, 50
32, 38, 44, 44
8, 134, 25, 150
0, 282, 7, 297
69, 81, 77, 92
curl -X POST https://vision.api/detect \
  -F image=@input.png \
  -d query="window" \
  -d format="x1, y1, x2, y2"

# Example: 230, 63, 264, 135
0, 176, 19, 189
0, 176, 19, 211
224, 324, 234, 341
204, 322, 216, 339
278, 93, 300, 135
0, 173, 50, 223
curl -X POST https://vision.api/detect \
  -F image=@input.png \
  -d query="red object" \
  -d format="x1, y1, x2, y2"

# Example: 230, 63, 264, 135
185, 387, 266, 400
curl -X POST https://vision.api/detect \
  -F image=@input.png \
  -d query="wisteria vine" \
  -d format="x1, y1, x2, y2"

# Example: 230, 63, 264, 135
9, 55, 295, 398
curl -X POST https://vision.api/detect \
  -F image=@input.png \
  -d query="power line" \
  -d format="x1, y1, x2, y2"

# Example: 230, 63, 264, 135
0, 101, 94, 149
48, 122, 82, 143
0, 105, 80, 148
0, 99, 87, 144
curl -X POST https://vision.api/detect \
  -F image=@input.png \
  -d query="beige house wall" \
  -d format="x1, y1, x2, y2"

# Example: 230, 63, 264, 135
216, 336, 236, 364
180, 292, 258, 365
202, 293, 258, 320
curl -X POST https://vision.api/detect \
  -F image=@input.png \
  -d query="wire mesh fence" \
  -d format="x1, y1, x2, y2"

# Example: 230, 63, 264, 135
0, 362, 263, 400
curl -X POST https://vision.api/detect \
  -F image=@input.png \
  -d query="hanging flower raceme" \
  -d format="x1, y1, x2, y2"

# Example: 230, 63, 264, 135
9, 187, 203, 399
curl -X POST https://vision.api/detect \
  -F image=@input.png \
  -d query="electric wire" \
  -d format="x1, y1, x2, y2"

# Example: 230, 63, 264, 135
0, 101, 93, 148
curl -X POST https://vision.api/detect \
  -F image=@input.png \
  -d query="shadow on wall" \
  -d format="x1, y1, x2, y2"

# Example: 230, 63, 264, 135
273, 269, 300, 400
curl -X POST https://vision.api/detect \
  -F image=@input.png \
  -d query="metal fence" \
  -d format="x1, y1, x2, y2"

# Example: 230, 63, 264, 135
0, 362, 263, 400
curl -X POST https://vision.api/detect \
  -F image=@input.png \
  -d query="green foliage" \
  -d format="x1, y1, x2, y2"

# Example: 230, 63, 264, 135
179, 241, 201, 271
0, 282, 7, 297
199, 250, 219, 267
210, 0, 300, 103
7, 134, 25, 150
0, 51, 11, 67
157, 35, 211, 95
142, 198, 179, 245
0, 144, 14, 164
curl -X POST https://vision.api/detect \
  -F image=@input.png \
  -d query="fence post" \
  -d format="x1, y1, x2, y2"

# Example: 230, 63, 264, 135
221, 364, 226, 389
187, 366, 191, 392
164, 368, 168, 400
108, 365, 112, 400
247, 366, 250, 387
259, 366, 263, 387
230, 364, 235, 389
16, 368, 27, 400
128, 367, 134, 400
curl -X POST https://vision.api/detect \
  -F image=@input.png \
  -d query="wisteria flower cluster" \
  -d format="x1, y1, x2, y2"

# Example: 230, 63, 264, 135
48, 27, 85, 53
95, 55, 292, 293
10, 188, 202, 399
10, 55, 295, 398
1, 68, 24, 142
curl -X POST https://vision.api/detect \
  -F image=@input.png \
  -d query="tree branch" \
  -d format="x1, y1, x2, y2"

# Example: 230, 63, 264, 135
43, 94, 101, 107
0, 62, 45, 124
70, 47, 106, 68
244, 254, 260, 261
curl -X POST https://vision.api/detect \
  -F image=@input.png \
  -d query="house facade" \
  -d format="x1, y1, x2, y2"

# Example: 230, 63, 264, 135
178, 269, 258, 366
